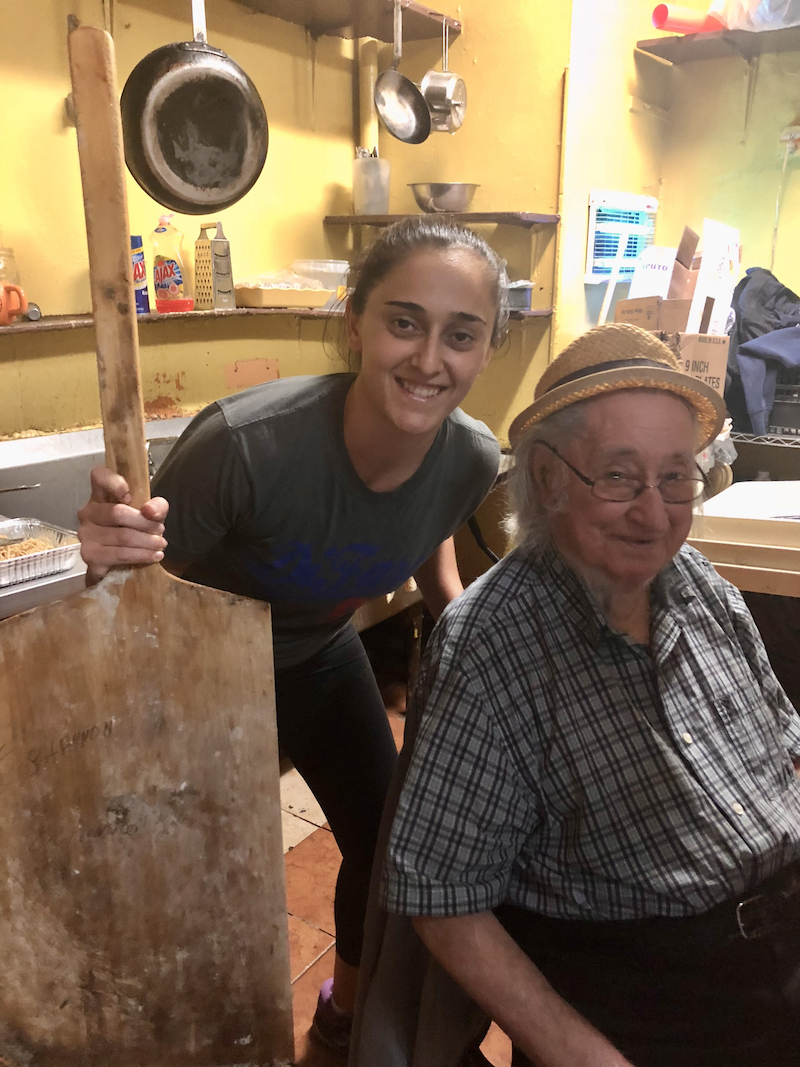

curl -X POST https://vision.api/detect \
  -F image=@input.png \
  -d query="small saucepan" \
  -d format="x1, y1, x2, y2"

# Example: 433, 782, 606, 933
421, 21, 467, 134
374, 0, 430, 145
120, 0, 268, 214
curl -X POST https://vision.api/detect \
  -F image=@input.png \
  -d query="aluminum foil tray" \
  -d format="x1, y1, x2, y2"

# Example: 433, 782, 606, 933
0, 518, 80, 588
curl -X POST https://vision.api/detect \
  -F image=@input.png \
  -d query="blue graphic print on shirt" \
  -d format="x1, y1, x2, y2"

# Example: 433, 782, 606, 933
238, 540, 424, 605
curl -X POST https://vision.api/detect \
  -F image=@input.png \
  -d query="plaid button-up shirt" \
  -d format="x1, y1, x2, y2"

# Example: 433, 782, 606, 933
383, 544, 800, 920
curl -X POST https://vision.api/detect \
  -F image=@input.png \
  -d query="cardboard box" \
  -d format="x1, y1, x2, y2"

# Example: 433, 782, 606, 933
667, 260, 700, 301
615, 296, 693, 333
657, 332, 729, 398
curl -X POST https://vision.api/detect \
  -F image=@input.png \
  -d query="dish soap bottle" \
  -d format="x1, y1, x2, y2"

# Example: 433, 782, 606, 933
150, 214, 193, 313
130, 236, 150, 315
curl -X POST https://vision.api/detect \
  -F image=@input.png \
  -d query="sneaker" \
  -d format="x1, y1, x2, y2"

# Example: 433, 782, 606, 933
309, 977, 353, 1051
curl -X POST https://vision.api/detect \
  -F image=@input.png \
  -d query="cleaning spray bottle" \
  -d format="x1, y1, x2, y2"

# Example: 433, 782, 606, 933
150, 214, 193, 313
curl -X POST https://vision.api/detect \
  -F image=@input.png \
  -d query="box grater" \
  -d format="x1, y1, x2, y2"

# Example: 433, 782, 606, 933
194, 222, 235, 310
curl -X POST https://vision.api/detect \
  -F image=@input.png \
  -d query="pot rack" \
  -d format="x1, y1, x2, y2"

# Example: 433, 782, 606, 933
234, 0, 460, 43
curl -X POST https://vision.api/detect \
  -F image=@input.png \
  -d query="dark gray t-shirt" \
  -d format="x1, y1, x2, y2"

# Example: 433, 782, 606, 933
152, 373, 500, 669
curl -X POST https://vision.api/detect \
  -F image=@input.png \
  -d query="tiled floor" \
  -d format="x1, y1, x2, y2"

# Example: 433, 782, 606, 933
280, 709, 512, 1067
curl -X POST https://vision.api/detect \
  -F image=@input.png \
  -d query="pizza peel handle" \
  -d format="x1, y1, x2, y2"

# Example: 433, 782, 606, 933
69, 24, 149, 506
0, 24, 293, 1067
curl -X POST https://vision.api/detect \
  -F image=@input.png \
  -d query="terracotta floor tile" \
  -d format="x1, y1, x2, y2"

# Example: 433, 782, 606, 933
282, 809, 320, 853
280, 766, 327, 827
284, 826, 341, 936
387, 710, 406, 752
293, 1035, 348, 1067
481, 1022, 512, 1066
291, 944, 336, 1047
288, 913, 335, 983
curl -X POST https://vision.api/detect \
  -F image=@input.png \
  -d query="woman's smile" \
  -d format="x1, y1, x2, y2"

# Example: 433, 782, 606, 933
394, 376, 448, 402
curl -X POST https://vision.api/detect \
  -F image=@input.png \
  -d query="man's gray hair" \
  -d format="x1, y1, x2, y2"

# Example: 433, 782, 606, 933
505, 402, 590, 553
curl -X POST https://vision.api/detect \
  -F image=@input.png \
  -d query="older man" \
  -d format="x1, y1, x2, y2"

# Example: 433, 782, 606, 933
377, 324, 800, 1067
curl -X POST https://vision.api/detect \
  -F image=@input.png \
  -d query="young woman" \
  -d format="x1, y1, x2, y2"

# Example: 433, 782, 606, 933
77, 216, 508, 1051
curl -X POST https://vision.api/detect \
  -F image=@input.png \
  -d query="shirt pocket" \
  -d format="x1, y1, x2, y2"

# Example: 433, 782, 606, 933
712, 691, 796, 798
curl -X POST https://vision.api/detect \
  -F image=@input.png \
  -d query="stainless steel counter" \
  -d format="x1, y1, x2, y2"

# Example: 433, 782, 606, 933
0, 419, 190, 621
0, 556, 87, 620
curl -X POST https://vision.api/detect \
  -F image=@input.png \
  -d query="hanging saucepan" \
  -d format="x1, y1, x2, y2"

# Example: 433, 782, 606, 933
374, 0, 431, 145
120, 0, 268, 214
421, 21, 467, 134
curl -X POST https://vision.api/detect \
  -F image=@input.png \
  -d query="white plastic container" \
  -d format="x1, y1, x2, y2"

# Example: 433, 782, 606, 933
353, 157, 391, 215
290, 260, 350, 289
291, 260, 349, 309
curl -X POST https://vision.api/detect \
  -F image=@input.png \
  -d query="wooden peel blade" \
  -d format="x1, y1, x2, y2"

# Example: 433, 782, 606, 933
0, 23, 293, 1067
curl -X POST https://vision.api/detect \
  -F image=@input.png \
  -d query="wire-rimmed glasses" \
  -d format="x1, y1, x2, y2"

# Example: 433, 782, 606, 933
536, 441, 707, 504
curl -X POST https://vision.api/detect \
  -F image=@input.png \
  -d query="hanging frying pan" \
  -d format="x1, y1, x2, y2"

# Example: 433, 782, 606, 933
120, 0, 268, 214
374, 0, 430, 145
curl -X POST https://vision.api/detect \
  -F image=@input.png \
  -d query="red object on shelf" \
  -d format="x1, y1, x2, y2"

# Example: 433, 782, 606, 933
652, 4, 727, 32
155, 298, 195, 314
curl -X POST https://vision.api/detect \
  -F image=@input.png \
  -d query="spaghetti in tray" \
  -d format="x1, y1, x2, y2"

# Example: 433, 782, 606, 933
0, 519, 80, 588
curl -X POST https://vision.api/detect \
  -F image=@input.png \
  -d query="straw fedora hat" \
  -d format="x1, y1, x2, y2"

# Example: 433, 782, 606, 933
508, 323, 727, 451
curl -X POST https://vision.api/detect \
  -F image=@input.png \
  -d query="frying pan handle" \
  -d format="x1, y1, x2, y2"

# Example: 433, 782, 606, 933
392, 0, 402, 70
192, 0, 207, 44
67, 26, 150, 508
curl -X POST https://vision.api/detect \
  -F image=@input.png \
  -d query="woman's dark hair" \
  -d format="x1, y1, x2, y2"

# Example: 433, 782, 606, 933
347, 216, 510, 347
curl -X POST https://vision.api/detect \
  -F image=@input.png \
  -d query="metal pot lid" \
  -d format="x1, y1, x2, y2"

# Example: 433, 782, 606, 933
375, 70, 431, 145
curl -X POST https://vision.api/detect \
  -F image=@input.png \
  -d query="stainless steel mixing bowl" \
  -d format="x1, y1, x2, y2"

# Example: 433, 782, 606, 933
408, 182, 479, 213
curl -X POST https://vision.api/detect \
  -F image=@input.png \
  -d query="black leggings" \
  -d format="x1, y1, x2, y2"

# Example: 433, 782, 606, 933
274, 625, 398, 966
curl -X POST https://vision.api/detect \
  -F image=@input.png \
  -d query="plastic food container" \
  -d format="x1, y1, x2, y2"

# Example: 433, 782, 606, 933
290, 260, 350, 290
0, 518, 80, 588
353, 157, 391, 214
235, 286, 334, 309
508, 281, 533, 310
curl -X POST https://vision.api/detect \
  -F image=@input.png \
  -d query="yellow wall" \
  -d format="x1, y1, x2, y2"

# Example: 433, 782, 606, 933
0, 0, 355, 437
554, 0, 685, 352
379, 0, 571, 442
1, 0, 571, 445
659, 50, 800, 294
3, 0, 356, 313
8, 1, 794, 443
556, 0, 800, 348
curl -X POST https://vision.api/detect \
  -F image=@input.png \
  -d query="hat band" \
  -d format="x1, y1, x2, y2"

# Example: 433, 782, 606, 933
544, 358, 674, 394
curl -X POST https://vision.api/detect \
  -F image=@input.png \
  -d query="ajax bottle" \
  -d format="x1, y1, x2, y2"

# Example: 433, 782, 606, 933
130, 236, 150, 315
150, 215, 193, 313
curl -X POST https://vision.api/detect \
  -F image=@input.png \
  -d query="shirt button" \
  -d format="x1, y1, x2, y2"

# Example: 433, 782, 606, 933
682, 732, 693, 745
732, 802, 745, 815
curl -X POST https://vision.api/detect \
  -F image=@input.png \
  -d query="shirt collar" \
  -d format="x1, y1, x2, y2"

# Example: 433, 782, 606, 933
524, 543, 695, 652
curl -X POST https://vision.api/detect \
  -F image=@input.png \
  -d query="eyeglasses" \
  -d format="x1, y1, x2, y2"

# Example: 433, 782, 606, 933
535, 441, 707, 504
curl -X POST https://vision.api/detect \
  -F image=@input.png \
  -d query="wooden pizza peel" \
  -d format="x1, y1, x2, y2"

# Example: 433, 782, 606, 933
0, 21, 293, 1067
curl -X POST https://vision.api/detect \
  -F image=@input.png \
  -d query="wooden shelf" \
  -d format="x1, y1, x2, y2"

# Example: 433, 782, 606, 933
0, 304, 551, 338
325, 211, 560, 228
235, 0, 460, 42
0, 307, 334, 337
509, 308, 553, 320
637, 23, 800, 64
